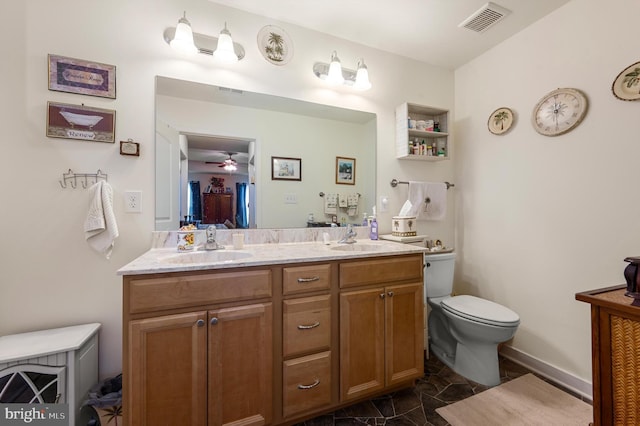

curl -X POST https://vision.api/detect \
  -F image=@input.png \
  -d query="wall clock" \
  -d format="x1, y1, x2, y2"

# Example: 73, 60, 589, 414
531, 88, 588, 136
488, 107, 514, 135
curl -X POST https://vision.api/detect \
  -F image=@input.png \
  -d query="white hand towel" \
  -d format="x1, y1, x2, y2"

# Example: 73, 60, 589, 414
407, 181, 447, 221
84, 181, 119, 258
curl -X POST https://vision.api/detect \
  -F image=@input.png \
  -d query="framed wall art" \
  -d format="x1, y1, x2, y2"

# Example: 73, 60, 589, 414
336, 156, 356, 185
257, 25, 293, 66
48, 54, 116, 99
120, 139, 140, 156
271, 156, 301, 181
46, 101, 116, 143
611, 60, 640, 101
488, 107, 514, 135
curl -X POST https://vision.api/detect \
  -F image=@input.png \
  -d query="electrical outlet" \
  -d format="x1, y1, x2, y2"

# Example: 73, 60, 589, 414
124, 190, 142, 213
284, 193, 297, 204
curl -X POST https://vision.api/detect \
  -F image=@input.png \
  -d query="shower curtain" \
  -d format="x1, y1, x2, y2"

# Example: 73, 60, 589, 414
188, 180, 202, 222
236, 182, 248, 229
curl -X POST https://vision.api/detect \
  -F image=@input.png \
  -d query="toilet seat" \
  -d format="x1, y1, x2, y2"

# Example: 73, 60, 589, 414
441, 295, 520, 327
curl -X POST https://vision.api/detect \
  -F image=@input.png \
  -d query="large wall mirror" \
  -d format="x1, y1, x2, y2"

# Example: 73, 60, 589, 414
155, 76, 377, 230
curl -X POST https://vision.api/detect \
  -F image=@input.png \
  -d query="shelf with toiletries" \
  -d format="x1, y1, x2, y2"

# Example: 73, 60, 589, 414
395, 102, 450, 161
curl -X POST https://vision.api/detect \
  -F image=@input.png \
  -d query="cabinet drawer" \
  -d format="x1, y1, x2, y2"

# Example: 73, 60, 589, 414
283, 295, 331, 357
127, 269, 272, 314
339, 254, 423, 288
283, 351, 331, 418
283, 264, 331, 295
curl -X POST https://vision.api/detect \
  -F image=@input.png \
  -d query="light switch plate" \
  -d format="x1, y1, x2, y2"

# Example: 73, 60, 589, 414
124, 190, 142, 213
284, 193, 297, 204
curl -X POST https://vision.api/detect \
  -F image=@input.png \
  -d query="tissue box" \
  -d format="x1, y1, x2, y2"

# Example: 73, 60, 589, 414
392, 216, 417, 237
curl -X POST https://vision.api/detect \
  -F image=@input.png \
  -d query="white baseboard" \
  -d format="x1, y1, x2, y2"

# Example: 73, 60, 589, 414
499, 345, 593, 402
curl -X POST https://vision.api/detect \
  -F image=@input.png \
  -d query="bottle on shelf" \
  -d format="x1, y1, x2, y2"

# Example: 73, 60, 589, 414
362, 212, 368, 227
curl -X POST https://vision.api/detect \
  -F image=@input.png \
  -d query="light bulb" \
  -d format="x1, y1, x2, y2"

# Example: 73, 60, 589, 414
214, 23, 238, 63
353, 59, 372, 91
326, 51, 344, 85
170, 12, 198, 55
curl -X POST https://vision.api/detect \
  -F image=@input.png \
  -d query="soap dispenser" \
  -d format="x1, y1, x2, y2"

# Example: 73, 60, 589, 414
369, 207, 378, 240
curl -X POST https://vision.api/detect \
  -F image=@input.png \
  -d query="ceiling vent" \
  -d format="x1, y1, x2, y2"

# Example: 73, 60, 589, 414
459, 2, 511, 33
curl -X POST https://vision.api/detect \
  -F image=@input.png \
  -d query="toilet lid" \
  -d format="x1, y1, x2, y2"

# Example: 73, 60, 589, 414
441, 295, 520, 327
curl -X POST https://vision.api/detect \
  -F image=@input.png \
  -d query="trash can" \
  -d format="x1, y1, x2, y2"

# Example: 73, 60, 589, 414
81, 374, 122, 426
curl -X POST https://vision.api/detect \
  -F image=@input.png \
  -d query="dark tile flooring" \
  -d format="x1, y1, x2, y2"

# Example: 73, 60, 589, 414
296, 354, 582, 426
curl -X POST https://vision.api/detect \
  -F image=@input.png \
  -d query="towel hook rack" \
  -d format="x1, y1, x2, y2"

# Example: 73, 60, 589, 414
59, 169, 108, 189
390, 179, 454, 190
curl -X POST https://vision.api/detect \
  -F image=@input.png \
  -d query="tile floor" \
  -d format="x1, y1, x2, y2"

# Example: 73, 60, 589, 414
296, 354, 587, 426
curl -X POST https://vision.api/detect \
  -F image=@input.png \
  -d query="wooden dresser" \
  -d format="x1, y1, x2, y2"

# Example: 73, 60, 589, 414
202, 192, 233, 225
576, 285, 640, 426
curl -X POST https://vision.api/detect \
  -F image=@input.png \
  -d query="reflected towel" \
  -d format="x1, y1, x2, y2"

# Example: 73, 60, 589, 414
324, 193, 338, 215
407, 181, 447, 221
347, 193, 359, 217
84, 181, 119, 258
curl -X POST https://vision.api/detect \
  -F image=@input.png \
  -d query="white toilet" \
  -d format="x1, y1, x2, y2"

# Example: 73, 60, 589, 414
425, 252, 520, 386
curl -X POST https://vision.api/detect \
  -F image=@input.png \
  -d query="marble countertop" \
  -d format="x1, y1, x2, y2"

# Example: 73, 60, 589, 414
118, 239, 429, 276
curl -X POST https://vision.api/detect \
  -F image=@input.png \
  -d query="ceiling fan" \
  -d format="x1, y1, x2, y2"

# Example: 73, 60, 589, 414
206, 152, 238, 171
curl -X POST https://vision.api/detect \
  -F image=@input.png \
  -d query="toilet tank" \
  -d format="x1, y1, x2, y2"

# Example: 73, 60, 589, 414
424, 252, 456, 299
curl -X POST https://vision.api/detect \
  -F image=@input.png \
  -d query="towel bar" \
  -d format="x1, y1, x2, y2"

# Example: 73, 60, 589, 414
390, 179, 454, 190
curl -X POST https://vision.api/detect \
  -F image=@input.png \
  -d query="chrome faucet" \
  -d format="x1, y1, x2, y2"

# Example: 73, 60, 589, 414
338, 223, 357, 244
204, 226, 223, 250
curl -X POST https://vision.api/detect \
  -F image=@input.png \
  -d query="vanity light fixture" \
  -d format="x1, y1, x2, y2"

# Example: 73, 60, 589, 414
169, 12, 198, 54
353, 58, 372, 91
326, 51, 345, 85
164, 13, 245, 61
313, 52, 372, 90
213, 23, 238, 63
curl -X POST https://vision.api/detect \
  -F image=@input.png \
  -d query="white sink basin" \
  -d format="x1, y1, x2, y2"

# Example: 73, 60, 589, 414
330, 243, 388, 252
161, 250, 253, 264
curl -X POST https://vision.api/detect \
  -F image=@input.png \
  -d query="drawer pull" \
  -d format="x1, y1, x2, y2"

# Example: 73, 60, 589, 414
297, 379, 320, 390
297, 322, 320, 330
297, 276, 320, 283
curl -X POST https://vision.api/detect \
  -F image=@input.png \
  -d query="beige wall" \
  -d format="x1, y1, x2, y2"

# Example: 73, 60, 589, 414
2, 0, 454, 378
454, 0, 640, 387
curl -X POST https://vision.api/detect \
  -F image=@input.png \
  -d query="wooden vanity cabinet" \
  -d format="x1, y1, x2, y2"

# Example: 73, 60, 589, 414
339, 255, 424, 401
123, 253, 425, 426
123, 268, 273, 426
281, 263, 334, 420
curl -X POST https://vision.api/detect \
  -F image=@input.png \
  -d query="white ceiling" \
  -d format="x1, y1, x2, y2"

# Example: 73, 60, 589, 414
208, 0, 570, 69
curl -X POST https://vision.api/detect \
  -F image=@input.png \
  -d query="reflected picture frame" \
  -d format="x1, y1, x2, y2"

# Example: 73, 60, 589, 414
271, 156, 302, 181
336, 156, 356, 185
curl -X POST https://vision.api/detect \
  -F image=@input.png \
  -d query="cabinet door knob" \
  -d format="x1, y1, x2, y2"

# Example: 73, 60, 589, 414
380, 293, 386, 299
297, 276, 320, 283
387, 291, 394, 297
297, 379, 320, 390
196, 319, 205, 327
426, 262, 431, 268
210, 317, 219, 325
